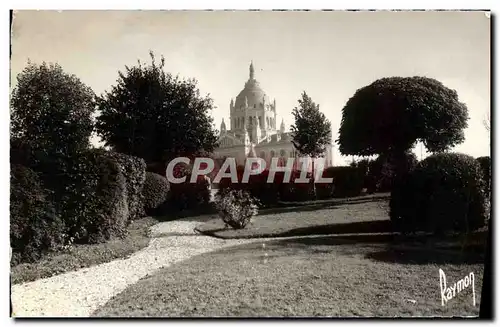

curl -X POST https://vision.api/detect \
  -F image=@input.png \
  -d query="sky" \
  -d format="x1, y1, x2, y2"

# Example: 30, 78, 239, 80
10, 10, 491, 165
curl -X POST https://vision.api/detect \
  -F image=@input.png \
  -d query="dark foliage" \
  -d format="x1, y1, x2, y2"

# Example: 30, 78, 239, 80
95, 51, 219, 164
476, 156, 491, 199
278, 171, 316, 202
142, 172, 170, 215
60, 149, 129, 244
337, 76, 469, 157
215, 189, 259, 229
105, 151, 147, 220
10, 165, 65, 264
11, 62, 95, 158
390, 153, 488, 235
168, 174, 211, 211
366, 152, 418, 193
326, 166, 365, 198
217, 169, 315, 203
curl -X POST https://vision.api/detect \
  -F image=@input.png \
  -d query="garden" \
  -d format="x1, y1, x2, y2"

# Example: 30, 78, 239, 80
10, 53, 491, 317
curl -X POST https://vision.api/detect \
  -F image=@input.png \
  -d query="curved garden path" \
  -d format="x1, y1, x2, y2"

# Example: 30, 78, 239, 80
11, 216, 256, 317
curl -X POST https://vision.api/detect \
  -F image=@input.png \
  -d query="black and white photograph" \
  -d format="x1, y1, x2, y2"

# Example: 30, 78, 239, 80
7, 7, 493, 319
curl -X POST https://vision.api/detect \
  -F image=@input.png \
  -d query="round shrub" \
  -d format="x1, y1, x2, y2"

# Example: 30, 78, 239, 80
390, 152, 488, 235
215, 189, 259, 229
61, 149, 129, 244
105, 151, 147, 220
10, 165, 65, 264
142, 172, 170, 215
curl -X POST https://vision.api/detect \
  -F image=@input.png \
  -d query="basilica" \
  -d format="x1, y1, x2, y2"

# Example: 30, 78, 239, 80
214, 62, 334, 170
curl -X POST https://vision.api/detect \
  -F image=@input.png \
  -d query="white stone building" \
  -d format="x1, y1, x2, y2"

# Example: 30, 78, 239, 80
214, 62, 334, 170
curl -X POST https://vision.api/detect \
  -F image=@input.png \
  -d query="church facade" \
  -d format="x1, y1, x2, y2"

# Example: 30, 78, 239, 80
214, 62, 334, 171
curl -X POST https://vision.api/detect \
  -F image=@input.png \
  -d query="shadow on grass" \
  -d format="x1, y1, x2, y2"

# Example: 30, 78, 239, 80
260, 233, 486, 265
150, 194, 390, 222
276, 193, 390, 208
279, 220, 392, 237
365, 246, 486, 265
272, 233, 396, 246
197, 220, 394, 239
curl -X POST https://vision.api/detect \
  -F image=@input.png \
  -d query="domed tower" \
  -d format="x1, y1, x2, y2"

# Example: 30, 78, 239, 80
230, 61, 277, 142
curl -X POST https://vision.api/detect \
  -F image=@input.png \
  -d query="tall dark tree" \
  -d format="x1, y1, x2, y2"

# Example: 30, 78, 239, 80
291, 92, 332, 197
337, 76, 469, 181
11, 61, 96, 160
95, 51, 218, 168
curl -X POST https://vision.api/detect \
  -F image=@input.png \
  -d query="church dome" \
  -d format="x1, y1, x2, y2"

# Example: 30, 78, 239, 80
234, 62, 271, 110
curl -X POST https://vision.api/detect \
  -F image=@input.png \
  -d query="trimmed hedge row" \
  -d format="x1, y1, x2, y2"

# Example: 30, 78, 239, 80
55, 149, 130, 244
10, 147, 150, 263
106, 151, 147, 220
168, 174, 211, 211
10, 165, 65, 264
215, 166, 366, 204
390, 152, 488, 235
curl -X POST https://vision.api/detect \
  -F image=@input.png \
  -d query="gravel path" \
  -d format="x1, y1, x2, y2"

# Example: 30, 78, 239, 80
11, 216, 256, 317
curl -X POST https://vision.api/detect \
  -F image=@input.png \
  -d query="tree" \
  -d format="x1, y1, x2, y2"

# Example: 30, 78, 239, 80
291, 92, 332, 197
95, 51, 219, 167
11, 61, 96, 159
337, 76, 468, 182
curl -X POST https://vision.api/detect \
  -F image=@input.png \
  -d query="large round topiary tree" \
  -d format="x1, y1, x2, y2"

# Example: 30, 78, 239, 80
390, 153, 488, 235
337, 76, 469, 184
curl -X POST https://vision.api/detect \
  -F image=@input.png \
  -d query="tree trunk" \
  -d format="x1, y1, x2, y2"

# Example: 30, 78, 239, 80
311, 158, 316, 200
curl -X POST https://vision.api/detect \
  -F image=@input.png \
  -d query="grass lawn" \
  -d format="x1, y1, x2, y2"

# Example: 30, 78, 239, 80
94, 200, 486, 317
10, 217, 157, 285
196, 199, 393, 239
93, 235, 484, 317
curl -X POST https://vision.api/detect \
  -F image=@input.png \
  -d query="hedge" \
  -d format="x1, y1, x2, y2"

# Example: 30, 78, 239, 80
10, 165, 65, 264
60, 149, 129, 244
366, 152, 418, 193
105, 151, 147, 220
168, 174, 211, 211
476, 156, 491, 199
390, 152, 488, 235
142, 172, 170, 215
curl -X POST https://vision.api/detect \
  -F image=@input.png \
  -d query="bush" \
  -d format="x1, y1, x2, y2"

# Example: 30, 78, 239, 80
390, 152, 488, 235
325, 166, 365, 198
10, 165, 65, 264
142, 172, 170, 215
366, 152, 418, 193
11, 62, 96, 159
279, 170, 315, 202
105, 152, 147, 220
476, 156, 491, 198
215, 189, 259, 229
61, 149, 129, 244
168, 174, 211, 211
217, 169, 316, 203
